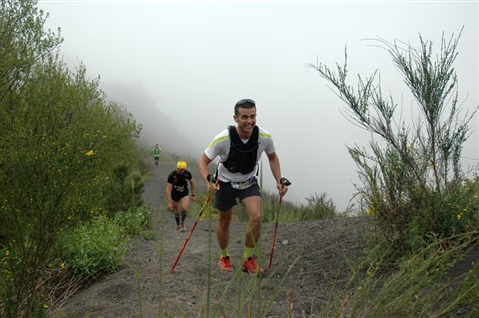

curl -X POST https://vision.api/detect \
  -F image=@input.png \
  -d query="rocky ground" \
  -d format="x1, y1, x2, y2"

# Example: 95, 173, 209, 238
48, 160, 372, 317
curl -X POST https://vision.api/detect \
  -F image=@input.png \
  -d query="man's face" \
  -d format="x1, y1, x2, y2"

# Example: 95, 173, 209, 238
176, 168, 186, 174
234, 107, 256, 135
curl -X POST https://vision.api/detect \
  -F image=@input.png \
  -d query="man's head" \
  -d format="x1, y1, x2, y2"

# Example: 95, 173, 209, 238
234, 99, 257, 136
155, 143, 159, 147
234, 99, 256, 116
176, 161, 187, 173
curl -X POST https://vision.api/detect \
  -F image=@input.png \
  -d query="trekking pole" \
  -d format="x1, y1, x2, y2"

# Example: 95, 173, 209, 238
171, 175, 218, 272
269, 177, 291, 269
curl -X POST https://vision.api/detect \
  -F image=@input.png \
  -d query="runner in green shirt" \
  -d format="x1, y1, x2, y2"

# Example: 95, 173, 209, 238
151, 144, 162, 166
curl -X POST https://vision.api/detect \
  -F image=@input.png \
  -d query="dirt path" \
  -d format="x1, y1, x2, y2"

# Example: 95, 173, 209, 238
51, 161, 368, 317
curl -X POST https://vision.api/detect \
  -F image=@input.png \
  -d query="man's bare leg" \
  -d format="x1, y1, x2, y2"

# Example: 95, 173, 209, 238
217, 208, 233, 250
242, 195, 262, 249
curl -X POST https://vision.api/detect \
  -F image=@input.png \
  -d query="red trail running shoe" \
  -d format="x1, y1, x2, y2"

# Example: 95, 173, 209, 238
242, 256, 264, 275
218, 256, 233, 271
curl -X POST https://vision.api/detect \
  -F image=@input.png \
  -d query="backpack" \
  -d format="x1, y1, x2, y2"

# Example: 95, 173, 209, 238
221, 125, 259, 174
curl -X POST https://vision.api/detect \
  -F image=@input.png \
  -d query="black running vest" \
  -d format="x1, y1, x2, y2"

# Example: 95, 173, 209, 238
222, 126, 259, 174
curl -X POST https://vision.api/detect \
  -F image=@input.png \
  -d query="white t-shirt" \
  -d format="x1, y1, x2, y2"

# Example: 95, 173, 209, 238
204, 125, 276, 183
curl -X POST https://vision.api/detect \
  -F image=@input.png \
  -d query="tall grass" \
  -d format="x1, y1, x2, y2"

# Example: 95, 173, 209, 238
232, 191, 345, 223
320, 231, 479, 317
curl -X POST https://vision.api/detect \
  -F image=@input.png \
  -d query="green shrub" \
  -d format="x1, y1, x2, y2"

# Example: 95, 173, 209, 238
140, 230, 158, 241
0, 2, 143, 311
60, 215, 130, 279
270, 192, 340, 223
104, 163, 145, 216
298, 192, 338, 221
114, 205, 154, 236
310, 30, 479, 260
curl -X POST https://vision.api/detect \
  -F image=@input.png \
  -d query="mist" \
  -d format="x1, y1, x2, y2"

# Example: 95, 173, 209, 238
38, 1, 479, 211
101, 80, 204, 156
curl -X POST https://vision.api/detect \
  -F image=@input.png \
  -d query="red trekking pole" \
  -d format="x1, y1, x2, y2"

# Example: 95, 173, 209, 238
269, 177, 291, 269
171, 175, 217, 272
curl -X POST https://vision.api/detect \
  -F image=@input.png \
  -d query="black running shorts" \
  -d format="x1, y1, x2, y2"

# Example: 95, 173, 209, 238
171, 190, 189, 202
214, 181, 261, 211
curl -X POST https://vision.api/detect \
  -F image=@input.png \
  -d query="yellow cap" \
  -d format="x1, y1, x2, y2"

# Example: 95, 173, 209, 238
177, 161, 187, 169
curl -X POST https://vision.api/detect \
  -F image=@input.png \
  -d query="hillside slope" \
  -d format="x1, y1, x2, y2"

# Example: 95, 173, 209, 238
50, 160, 369, 317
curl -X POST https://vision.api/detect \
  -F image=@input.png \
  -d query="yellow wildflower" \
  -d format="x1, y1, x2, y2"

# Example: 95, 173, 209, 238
457, 214, 462, 220
85, 150, 94, 156
60, 263, 65, 269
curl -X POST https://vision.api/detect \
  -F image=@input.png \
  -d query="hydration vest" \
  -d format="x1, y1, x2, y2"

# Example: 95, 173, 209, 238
170, 171, 190, 192
222, 125, 259, 174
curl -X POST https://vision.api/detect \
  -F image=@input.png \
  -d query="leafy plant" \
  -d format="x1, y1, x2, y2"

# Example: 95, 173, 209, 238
140, 230, 158, 241
0, 1, 144, 316
104, 163, 145, 216
59, 215, 130, 279
114, 205, 154, 236
309, 28, 479, 258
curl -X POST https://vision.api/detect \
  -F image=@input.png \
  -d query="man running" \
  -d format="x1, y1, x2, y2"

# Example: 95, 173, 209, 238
152, 144, 162, 166
198, 98, 289, 275
166, 161, 196, 232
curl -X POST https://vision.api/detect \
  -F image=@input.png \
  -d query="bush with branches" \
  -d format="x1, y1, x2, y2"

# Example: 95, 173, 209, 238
309, 28, 479, 259
0, 1, 145, 316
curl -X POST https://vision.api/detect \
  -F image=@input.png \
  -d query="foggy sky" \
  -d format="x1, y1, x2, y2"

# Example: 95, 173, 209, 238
38, 1, 479, 211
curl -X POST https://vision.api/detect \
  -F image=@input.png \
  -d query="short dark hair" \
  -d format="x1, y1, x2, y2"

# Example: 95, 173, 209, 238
234, 99, 256, 115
